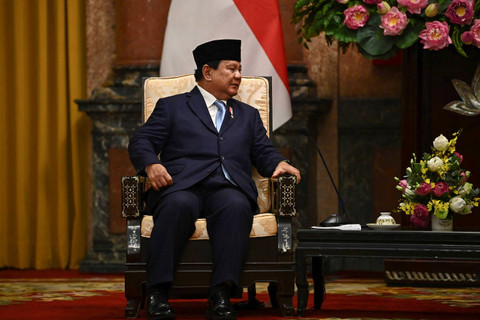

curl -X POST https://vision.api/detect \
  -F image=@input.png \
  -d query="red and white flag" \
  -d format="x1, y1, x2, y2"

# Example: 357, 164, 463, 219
160, 0, 291, 130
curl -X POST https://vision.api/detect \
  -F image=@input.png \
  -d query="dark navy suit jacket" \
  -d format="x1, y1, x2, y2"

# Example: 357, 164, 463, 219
128, 86, 286, 212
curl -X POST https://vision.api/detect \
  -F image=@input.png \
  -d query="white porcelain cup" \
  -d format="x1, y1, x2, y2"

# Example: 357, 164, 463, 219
376, 212, 396, 225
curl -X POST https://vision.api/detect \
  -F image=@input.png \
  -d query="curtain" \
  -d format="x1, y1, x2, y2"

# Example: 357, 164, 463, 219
0, 0, 89, 269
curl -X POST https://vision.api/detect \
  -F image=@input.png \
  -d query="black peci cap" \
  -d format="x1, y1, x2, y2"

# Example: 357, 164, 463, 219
193, 39, 241, 68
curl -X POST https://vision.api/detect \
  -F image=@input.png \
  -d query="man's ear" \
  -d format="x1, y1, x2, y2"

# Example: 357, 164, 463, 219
202, 65, 212, 81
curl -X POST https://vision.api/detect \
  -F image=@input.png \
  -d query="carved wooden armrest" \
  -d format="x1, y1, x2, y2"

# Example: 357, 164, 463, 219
270, 174, 297, 254
271, 174, 296, 217
121, 176, 149, 260
121, 176, 151, 218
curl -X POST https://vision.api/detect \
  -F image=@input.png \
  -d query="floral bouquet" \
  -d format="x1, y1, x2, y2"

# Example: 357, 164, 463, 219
395, 130, 480, 227
292, 0, 480, 59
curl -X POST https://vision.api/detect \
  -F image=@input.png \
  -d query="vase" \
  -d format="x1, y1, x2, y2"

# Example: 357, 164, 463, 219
431, 215, 453, 231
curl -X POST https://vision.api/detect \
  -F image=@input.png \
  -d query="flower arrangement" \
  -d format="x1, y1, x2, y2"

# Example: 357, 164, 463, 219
292, 0, 480, 59
395, 130, 480, 227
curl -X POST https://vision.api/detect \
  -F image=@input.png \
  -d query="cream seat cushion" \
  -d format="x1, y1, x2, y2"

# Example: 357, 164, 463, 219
141, 213, 278, 240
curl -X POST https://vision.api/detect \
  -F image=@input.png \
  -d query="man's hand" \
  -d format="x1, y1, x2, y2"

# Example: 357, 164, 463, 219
272, 161, 301, 184
146, 163, 173, 190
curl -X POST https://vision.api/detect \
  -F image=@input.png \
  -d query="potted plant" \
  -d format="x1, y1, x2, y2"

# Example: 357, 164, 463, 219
395, 130, 480, 229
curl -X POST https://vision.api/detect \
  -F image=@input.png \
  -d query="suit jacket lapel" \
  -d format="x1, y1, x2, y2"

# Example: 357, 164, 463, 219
186, 87, 217, 133
219, 98, 238, 134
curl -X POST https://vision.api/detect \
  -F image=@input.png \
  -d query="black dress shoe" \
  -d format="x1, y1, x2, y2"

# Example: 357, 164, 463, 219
146, 292, 175, 320
206, 290, 236, 320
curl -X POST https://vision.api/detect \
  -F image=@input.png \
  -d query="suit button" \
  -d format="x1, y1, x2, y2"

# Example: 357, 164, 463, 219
219, 136, 224, 141
221, 156, 225, 160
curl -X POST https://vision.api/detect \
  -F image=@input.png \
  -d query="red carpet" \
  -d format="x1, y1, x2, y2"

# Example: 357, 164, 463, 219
1, 270, 479, 319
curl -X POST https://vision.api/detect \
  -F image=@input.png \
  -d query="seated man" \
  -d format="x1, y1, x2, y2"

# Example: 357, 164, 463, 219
128, 39, 301, 320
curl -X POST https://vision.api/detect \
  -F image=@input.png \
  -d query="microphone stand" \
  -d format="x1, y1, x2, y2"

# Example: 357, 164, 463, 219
302, 129, 351, 226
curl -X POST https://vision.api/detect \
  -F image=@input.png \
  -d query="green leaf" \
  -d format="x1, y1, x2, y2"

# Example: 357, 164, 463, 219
452, 26, 468, 58
357, 16, 394, 56
333, 26, 357, 43
357, 45, 399, 60
394, 22, 423, 49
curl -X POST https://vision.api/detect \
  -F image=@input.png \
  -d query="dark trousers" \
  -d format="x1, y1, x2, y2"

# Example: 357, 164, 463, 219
146, 166, 254, 289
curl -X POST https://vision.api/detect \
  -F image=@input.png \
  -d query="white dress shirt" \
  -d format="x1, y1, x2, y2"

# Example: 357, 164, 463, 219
197, 85, 227, 129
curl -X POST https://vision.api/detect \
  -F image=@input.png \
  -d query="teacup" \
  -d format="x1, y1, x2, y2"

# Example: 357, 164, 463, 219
376, 212, 396, 225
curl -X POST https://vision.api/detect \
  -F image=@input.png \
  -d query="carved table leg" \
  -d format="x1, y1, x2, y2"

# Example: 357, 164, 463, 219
295, 250, 309, 316
312, 256, 325, 309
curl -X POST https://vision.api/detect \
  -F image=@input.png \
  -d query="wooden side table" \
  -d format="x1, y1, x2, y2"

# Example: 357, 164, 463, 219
295, 228, 480, 316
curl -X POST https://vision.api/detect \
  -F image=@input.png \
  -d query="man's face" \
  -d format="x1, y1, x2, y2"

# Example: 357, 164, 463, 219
206, 60, 242, 100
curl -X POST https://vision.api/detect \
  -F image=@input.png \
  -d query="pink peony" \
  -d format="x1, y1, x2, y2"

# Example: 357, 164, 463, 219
445, 0, 475, 25
433, 182, 449, 197
398, 179, 408, 192
419, 21, 452, 50
470, 19, 480, 48
397, 0, 429, 14
410, 204, 430, 227
454, 151, 463, 164
363, 0, 382, 4
460, 171, 468, 183
462, 31, 474, 44
416, 182, 432, 196
380, 7, 408, 36
377, 1, 391, 14
343, 5, 370, 30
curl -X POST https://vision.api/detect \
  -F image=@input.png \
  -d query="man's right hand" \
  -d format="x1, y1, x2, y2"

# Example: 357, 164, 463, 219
145, 163, 173, 191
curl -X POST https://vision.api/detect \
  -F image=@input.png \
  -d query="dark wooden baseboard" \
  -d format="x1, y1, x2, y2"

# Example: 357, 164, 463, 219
384, 259, 480, 287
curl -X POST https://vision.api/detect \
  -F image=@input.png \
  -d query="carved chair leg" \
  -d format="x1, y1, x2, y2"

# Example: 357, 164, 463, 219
125, 280, 145, 318
235, 283, 265, 310
267, 282, 279, 308
247, 284, 256, 303
125, 298, 143, 319
274, 279, 295, 316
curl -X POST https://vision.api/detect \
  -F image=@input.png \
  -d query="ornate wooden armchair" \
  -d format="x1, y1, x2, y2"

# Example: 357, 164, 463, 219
121, 75, 296, 318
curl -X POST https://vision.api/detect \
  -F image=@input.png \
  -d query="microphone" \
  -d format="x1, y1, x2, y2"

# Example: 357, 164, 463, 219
300, 128, 351, 226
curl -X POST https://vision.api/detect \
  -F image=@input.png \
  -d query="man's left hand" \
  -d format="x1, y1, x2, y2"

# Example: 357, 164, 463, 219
272, 161, 301, 184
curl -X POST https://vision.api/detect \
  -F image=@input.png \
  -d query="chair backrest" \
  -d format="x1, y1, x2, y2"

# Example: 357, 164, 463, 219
142, 75, 273, 213
143, 75, 271, 136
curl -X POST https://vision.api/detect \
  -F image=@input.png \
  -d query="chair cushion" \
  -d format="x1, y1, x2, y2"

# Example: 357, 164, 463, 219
141, 213, 277, 240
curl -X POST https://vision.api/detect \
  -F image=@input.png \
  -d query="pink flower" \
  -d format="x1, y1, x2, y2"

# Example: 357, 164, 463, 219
377, 1, 391, 14
398, 179, 408, 192
462, 31, 474, 44
343, 5, 370, 30
425, 3, 439, 17
363, 0, 382, 4
454, 151, 463, 164
433, 182, 449, 197
460, 171, 468, 183
410, 204, 430, 227
380, 7, 408, 36
419, 21, 452, 50
470, 19, 480, 48
445, 0, 475, 25
397, 0, 428, 14
416, 182, 432, 196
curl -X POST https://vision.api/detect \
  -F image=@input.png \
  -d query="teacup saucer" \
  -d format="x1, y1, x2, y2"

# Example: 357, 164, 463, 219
366, 223, 400, 230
